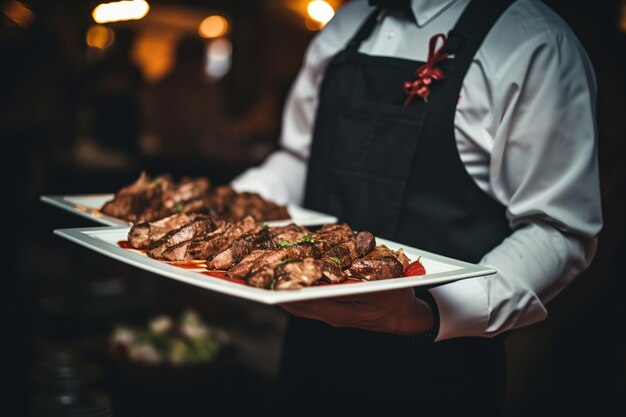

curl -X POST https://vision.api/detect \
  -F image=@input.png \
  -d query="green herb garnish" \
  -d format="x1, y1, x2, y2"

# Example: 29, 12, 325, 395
299, 235, 316, 243
277, 258, 294, 268
278, 234, 316, 248
329, 257, 341, 265
259, 222, 269, 228
175, 203, 185, 212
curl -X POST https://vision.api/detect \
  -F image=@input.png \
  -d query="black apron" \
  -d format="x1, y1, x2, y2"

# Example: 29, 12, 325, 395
281, 1, 514, 415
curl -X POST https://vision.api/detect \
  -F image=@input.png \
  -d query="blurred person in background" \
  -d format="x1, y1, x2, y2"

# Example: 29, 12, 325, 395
78, 29, 143, 171
141, 35, 273, 182
231, 0, 603, 415
140, 36, 224, 163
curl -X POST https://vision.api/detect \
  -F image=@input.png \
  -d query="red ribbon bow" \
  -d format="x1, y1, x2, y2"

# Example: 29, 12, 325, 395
403, 33, 449, 106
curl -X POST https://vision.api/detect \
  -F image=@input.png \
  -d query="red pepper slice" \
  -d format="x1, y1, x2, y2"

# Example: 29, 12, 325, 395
403, 257, 426, 277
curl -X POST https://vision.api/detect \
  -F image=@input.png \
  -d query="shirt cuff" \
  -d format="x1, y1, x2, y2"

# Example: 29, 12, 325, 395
428, 277, 490, 341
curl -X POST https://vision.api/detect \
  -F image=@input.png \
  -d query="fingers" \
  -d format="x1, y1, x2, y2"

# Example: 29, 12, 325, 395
280, 299, 348, 323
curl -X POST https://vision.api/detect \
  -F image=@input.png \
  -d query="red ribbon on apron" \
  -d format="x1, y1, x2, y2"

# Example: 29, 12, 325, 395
403, 33, 449, 105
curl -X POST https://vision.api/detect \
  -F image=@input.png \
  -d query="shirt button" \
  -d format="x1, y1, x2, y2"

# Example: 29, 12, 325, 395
386, 31, 395, 38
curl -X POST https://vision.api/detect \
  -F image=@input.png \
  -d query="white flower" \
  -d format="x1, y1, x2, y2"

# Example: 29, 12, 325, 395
110, 327, 136, 348
149, 315, 173, 334
130, 343, 162, 365
181, 323, 209, 339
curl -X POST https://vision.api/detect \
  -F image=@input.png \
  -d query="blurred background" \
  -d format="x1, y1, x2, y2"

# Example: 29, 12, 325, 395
1, 0, 624, 416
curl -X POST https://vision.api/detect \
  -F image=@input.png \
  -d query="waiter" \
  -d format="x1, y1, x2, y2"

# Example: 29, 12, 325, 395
232, 0, 602, 415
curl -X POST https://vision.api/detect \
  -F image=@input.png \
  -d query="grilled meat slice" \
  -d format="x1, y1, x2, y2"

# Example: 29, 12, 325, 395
273, 258, 342, 290
346, 245, 410, 281
204, 185, 290, 222
227, 192, 290, 222
161, 177, 211, 212
206, 228, 278, 270
128, 212, 211, 249
102, 172, 174, 222
247, 265, 276, 289
147, 217, 217, 259
324, 231, 376, 269
178, 216, 260, 261
228, 243, 321, 281
207, 223, 310, 270
312, 223, 354, 252
272, 223, 311, 242
224, 250, 269, 278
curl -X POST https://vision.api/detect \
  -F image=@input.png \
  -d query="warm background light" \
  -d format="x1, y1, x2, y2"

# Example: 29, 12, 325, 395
2, 0, 36, 28
92, 0, 150, 24
86, 25, 115, 49
198, 15, 228, 38
307, 0, 334, 26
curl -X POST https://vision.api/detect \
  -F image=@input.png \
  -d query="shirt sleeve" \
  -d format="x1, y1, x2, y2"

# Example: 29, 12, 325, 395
430, 30, 603, 340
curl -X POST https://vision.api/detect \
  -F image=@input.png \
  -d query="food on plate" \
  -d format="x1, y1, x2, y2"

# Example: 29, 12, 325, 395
127, 212, 214, 249
125, 214, 426, 290
346, 245, 410, 281
157, 215, 259, 262
101, 171, 290, 223
272, 231, 377, 290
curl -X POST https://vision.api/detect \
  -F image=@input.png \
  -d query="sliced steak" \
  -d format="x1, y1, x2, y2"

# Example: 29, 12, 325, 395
346, 245, 410, 281
272, 232, 376, 289
128, 212, 209, 249
273, 257, 345, 290
207, 227, 278, 270
207, 224, 309, 270
312, 223, 354, 252
324, 231, 376, 269
146, 217, 217, 259
162, 177, 211, 211
102, 172, 173, 222
228, 243, 321, 280
180, 216, 260, 261
247, 265, 276, 289
272, 223, 311, 243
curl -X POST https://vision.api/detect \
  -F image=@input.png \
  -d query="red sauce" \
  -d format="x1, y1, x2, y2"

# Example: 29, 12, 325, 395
169, 260, 205, 269
117, 240, 132, 249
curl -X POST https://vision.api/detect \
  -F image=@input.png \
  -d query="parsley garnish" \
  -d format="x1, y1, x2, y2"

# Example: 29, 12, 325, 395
278, 234, 316, 248
175, 203, 184, 212
277, 258, 295, 267
329, 257, 341, 265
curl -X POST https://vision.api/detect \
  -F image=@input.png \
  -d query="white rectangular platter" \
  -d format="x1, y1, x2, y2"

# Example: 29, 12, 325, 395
54, 226, 496, 305
41, 194, 338, 227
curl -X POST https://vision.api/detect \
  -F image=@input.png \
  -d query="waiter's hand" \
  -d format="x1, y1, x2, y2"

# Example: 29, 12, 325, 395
279, 287, 434, 336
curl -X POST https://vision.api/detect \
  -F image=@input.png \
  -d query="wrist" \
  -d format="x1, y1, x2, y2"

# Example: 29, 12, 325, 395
407, 289, 440, 344
395, 291, 434, 336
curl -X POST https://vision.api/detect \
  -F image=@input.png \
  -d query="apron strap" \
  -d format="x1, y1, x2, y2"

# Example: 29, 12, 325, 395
346, 1, 516, 58
446, 0, 516, 56
346, 8, 384, 50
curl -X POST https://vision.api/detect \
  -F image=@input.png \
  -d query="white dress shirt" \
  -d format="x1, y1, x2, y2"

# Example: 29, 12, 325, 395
232, 0, 603, 341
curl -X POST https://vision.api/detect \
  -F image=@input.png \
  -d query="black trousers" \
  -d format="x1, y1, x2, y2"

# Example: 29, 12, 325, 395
277, 317, 505, 417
